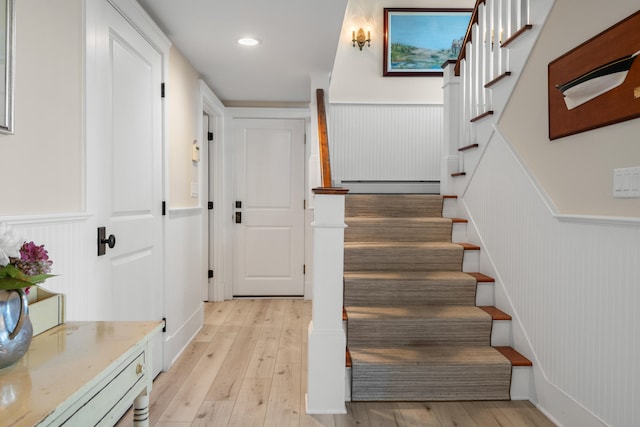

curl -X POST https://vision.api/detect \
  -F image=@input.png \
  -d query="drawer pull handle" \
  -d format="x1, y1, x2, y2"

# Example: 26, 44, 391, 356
136, 363, 145, 375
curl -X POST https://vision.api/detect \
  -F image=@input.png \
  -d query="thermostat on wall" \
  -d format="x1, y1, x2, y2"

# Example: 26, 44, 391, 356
192, 140, 200, 162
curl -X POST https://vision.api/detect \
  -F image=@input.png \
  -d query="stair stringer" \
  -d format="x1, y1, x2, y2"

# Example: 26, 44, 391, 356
456, 196, 536, 401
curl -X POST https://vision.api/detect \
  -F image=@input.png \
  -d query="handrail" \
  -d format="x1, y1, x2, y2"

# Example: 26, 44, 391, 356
316, 88, 332, 188
454, 0, 484, 76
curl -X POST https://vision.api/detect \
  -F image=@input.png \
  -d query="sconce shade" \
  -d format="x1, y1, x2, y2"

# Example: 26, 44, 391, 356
352, 28, 371, 51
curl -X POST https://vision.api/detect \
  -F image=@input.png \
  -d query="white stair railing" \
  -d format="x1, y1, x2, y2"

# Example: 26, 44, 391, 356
442, 0, 534, 191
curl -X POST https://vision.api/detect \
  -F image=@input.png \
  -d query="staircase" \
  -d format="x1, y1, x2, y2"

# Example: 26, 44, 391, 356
344, 194, 530, 401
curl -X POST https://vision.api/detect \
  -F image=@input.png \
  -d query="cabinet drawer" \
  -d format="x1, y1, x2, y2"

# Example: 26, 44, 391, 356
59, 351, 147, 426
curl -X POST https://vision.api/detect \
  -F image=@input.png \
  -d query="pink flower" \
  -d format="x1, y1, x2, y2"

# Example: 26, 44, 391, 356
15, 241, 53, 276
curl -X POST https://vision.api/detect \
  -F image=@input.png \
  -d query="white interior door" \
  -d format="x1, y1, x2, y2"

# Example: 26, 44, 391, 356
233, 119, 305, 296
89, 0, 164, 374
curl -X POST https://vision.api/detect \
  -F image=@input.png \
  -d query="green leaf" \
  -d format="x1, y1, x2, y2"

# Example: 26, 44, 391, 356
0, 277, 33, 290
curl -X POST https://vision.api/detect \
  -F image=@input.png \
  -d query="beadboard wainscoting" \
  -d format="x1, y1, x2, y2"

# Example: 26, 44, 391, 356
1, 214, 92, 321
461, 130, 640, 427
2, 210, 208, 374
328, 104, 443, 184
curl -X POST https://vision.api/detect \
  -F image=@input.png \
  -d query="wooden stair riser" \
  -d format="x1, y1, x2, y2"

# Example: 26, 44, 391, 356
349, 346, 511, 401
347, 317, 492, 347
476, 281, 495, 306
462, 248, 480, 272
344, 243, 463, 272
452, 221, 467, 243
345, 195, 444, 219
442, 196, 458, 218
351, 372, 511, 401
345, 220, 453, 243
510, 366, 532, 400
344, 279, 477, 307
344, 363, 529, 402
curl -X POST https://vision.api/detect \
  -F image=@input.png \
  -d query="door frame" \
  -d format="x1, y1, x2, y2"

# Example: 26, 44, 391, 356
223, 107, 311, 300
199, 81, 226, 301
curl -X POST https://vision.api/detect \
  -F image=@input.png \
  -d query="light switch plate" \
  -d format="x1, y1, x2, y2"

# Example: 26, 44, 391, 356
191, 182, 199, 198
613, 166, 640, 198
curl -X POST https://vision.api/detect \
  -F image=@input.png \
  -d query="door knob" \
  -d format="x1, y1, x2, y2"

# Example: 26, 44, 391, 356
97, 227, 116, 256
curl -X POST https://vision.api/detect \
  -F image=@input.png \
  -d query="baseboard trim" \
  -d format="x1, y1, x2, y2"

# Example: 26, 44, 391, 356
164, 302, 205, 370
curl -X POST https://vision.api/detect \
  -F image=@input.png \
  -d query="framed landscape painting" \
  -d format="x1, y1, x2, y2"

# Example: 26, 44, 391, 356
383, 8, 471, 77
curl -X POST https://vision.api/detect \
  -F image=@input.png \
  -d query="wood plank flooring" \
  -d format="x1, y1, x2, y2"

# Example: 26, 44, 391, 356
116, 300, 555, 427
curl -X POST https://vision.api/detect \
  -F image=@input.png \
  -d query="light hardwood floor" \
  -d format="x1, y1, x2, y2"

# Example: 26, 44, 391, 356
116, 299, 555, 427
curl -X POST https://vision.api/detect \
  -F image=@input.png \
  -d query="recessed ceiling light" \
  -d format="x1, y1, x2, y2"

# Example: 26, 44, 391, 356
237, 37, 261, 46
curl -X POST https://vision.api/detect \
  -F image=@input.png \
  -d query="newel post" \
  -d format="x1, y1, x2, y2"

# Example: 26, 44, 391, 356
442, 60, 461, 194
306, 187, 349, 414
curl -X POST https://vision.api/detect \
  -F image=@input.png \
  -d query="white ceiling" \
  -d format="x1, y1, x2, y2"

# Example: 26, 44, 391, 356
136, 0, 349, 107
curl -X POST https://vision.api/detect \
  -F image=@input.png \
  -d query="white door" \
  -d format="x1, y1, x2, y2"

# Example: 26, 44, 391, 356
88, 1, 164, 374
233, 119, 305, 296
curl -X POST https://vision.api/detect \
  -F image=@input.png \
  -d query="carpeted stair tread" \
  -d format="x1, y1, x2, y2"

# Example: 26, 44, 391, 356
345, 194, 444, 218
343, 193, 521, 401
346, 304, 491, 320
344, 242, 463, 272
344, 270, 478, 306
346, 305, 492, 347
344, 270, 478, 281
349, 345, 512, 401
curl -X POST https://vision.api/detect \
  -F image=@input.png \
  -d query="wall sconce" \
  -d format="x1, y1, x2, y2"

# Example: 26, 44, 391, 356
352, 28, 371, 51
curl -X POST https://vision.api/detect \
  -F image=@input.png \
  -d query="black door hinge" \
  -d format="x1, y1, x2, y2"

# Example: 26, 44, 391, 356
208, 269, 214, 278
162, 317, 167, 333
162, 201, 166, 216
208, 201, 214, 210
303, 264, 306, 275
208, 132, 214, 141
161, 82, 165, 98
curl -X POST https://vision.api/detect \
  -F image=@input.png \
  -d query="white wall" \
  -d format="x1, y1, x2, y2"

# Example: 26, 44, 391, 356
329, 0, 474, 104
0, 0, 83, 215
168, 46, 201, 209
463, 128, 640, 427
499, 0, 640, 217
458, 1, 640, 426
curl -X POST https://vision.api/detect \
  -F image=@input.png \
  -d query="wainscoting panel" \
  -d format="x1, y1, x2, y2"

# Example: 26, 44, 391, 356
462, 131, 640, 427
328, 104, 443, 183
3, 215, 92, 321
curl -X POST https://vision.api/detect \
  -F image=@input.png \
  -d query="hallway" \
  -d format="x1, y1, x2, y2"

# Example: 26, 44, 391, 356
117, 300, 555, 426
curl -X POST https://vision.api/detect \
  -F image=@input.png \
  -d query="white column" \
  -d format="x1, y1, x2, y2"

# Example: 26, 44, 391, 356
306, 190, 348, 414
441, 62, 461, 194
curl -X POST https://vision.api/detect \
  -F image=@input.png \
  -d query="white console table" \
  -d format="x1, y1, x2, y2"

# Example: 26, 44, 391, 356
0, 321, 162, 426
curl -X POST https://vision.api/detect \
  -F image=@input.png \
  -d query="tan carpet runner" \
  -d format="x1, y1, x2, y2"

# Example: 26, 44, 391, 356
344, 194, 512, 401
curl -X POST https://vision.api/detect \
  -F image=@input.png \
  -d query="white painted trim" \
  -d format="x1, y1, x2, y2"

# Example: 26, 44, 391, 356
164, 301, 205, 369
226, 107, 310, 119
107, 0, 171, 52
166, 207, 203, 214
0, 213, 91, 224
199, 79, 227, 302
329, 100, 443, 106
